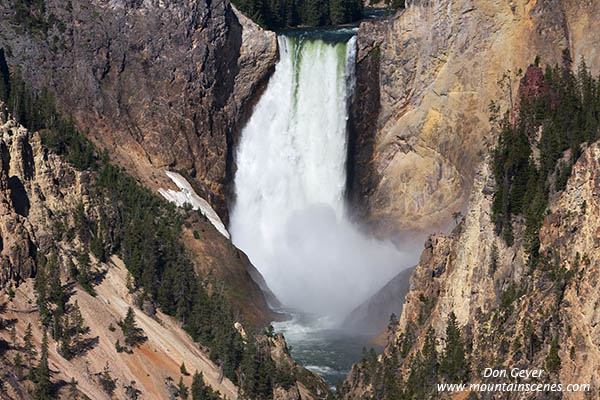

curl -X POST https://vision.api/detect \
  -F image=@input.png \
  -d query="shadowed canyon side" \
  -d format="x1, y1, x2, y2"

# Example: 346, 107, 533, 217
348, 0, 600, 238
342, 266, 414, 336
0, 0, 278, 223
0, 0, 282, 327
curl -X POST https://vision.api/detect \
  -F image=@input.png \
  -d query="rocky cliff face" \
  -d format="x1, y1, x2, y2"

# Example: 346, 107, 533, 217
0, 112, 87, 284
0, 119, 36, 283
0, 0, 278, 223
342, 140, 600, 398
349, 0, 600, 237
539, 144, 600, 395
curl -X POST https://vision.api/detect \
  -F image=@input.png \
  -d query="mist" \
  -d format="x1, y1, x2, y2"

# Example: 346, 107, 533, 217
262, 204, 417, 317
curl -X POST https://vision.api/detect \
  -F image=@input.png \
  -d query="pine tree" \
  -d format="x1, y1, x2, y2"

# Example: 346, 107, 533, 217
34, 332, 52, 400
545, 339, 561, 374
421, 327, 438, 382
73, 202, 88, 241
180, 362, 189, 376
191, 371, 220, 400
23, 323, 36, 370
71, 300, 84, 339
68, 377, 78, 399
120, 306, 139, 347
34, 261, 51, 327
59, 317, 72, 359
126, 271, 135, 293
99, 363, 116, 395
76, 249, 95, 295
191, 371, 204, 399
440, 312, 467, 382
68, 258, 78, 281
382, 347, 400, 398
90, 233, 106, 262
47, 253, 64, 309
329, 0, 346, 25
178, 377, 189, 399
14, 353, 24, 380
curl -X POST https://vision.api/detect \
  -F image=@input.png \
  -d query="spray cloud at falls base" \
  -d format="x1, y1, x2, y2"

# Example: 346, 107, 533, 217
230, 32, 413, 319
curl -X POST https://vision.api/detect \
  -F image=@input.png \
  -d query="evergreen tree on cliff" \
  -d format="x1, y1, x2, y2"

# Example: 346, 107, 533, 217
191, 371, 220, 400
440, 312, 468, 382
120, 306, 139, 347
34, 332, 52, 400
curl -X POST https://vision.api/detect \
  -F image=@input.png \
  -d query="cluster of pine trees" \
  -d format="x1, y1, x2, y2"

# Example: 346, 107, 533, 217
3, 323, 56, 399
491, 52, 600, 265
34, 253, 90, 362
345, 313, 468, 399
172, 370, 222, 400
1, 65, 96, 170
190, 371, 222, 400
0, 49, 294, 399
232, 0, 364, 30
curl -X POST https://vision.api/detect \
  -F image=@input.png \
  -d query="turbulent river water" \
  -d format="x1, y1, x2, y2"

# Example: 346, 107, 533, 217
271, 313, 382, 387
230, 29, 403, 386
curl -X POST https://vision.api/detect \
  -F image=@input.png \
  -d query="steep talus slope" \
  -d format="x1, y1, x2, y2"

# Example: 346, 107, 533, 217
349, 0, 600, 237
0, 0, 278, 222
341, 140, 600, 398
0, 111, 327, 399
1, 259, 240, 399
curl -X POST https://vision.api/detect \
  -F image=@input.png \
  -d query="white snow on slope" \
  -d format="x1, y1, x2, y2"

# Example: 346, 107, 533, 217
159, 171, 231, 239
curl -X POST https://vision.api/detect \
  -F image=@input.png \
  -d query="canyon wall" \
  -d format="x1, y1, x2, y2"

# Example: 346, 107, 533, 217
343, 139, 600, 399
0, 110, 243, 398
0, 0, 278, 222
349, 0, 600, 237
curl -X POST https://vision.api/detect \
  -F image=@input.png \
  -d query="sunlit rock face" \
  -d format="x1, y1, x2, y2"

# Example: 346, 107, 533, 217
348, 0, 600, 238
342, 138, 600, 398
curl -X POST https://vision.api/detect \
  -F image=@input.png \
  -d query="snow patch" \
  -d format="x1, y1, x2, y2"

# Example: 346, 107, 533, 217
158, 171, 230, 239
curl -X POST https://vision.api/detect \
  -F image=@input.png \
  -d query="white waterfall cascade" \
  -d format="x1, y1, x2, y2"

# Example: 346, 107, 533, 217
230, 33, 406, 318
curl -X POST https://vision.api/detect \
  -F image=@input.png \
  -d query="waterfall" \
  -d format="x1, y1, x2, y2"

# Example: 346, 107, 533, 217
230, 32, 404, 318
